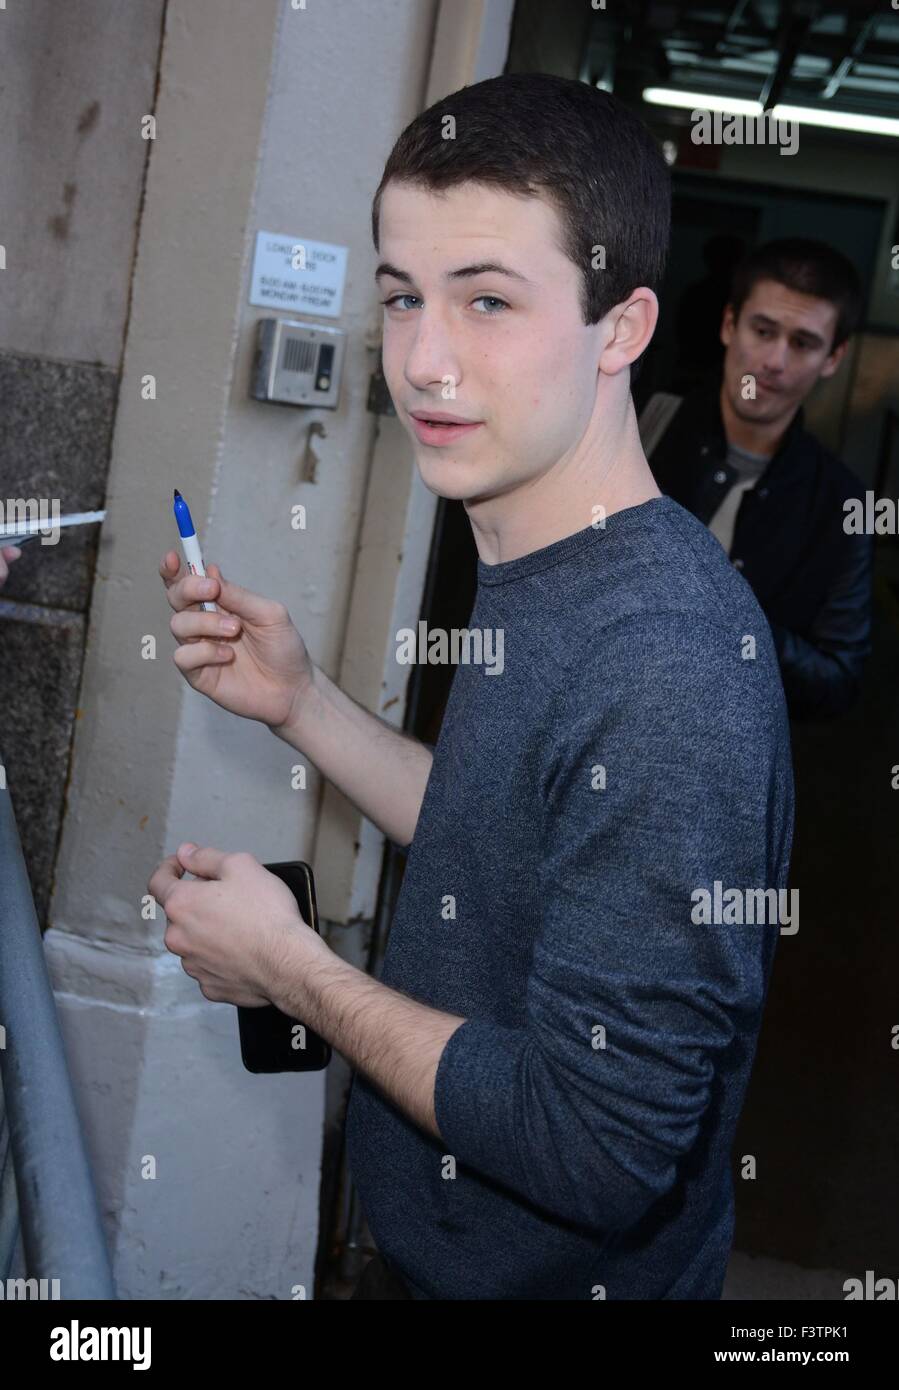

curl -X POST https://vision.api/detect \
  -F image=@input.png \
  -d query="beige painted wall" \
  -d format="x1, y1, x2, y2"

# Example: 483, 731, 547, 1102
38, 0, 450, 1300
0, 0, 166, 366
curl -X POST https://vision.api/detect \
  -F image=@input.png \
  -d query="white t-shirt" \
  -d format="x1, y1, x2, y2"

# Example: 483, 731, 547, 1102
708, 443, 771, 556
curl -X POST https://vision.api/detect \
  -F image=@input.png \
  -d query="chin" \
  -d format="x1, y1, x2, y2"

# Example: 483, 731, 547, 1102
730, 389, 769, 416
415, 451, 474, 485
416, 463, 502, 507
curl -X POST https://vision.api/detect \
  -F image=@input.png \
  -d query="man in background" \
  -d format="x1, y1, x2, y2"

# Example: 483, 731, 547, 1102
645, 238, 873, 720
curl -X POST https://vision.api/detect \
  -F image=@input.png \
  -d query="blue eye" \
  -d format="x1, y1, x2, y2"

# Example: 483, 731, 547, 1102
380, 293, 510, 314
472, 296, 509, 314
381, 294, 421, 311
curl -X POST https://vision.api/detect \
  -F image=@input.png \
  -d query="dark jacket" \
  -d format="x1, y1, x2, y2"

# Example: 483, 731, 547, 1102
647, 385, 874, 720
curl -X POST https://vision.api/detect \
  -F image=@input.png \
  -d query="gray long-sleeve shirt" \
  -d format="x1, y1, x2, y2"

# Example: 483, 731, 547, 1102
345, 494, 795, 1299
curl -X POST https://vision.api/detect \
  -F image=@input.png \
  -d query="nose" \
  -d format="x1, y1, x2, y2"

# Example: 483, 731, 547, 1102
760, 336, 789, 376
402, 307, 463, 396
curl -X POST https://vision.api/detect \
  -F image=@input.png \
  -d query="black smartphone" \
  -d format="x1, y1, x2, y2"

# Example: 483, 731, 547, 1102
237, 860, 332, 1073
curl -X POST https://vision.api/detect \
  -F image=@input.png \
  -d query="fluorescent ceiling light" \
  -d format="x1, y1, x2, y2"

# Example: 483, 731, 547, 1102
772, 103, 899, 137
642, 86, 899, 137
642, 87, 763, 115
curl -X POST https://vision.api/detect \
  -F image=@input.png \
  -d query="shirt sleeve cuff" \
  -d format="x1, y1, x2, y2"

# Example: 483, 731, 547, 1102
433, 1016, 527, 1171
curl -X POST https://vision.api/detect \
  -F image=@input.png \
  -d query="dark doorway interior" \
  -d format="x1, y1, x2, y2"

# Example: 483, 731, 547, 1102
635, 174, 886, 411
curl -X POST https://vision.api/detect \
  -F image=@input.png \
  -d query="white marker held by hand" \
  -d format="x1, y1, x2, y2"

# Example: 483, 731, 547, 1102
172, 488, 217, 613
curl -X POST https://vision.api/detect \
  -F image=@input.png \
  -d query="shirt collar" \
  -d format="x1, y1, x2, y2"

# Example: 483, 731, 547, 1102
689, 383, 808, 489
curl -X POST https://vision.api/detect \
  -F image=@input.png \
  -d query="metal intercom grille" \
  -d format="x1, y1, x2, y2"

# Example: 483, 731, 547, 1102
282, 337, 317, 374
251, 317, 345, 408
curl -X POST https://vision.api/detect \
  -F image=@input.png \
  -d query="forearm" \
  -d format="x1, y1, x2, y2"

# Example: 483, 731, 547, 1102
270, 931, 464, 1139
270, 663, 433, 847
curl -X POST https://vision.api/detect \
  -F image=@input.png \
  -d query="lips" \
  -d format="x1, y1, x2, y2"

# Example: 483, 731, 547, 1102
410, 410, 480, 425
409, 413, 484, 446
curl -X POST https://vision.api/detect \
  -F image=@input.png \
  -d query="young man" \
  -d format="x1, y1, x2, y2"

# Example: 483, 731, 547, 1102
645, 239, 873, 721
151, 73, 794, 1300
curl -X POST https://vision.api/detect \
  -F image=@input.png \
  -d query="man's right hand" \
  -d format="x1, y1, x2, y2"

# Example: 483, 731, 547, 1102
160, 550, 315, 732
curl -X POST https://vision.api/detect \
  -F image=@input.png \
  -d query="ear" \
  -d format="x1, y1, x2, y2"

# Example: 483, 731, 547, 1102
818, 338, 849, 380
720, 303, 735, 347
598, 288, 658, 376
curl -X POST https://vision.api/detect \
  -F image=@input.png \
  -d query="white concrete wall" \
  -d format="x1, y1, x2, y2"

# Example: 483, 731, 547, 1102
42, 0, 448, 1300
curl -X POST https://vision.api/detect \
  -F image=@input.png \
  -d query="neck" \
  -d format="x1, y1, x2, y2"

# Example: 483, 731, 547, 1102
467, 393, 661, 567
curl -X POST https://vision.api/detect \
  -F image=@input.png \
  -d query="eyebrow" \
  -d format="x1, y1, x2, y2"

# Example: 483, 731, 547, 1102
749, 313, 825, 347
374, 260, 535, 286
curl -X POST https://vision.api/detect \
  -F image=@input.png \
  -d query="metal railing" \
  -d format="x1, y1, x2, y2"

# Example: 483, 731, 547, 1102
0, 772, 115, 1298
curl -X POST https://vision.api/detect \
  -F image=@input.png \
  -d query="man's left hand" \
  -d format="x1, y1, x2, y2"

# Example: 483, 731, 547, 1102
148, 845, 322, 1007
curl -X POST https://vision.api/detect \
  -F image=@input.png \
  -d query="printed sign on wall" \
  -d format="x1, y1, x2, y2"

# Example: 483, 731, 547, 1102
249, 232, 348, 318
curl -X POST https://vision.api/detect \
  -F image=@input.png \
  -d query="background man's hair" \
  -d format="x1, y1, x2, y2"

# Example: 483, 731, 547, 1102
371, 72, 672, 384
727, 238, 864, 352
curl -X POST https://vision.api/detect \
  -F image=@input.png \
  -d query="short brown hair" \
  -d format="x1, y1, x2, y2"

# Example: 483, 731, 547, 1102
371, 73, 672, 381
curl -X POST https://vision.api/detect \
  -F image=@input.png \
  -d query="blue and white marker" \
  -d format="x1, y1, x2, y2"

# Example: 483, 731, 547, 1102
173, 489, 216, 613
